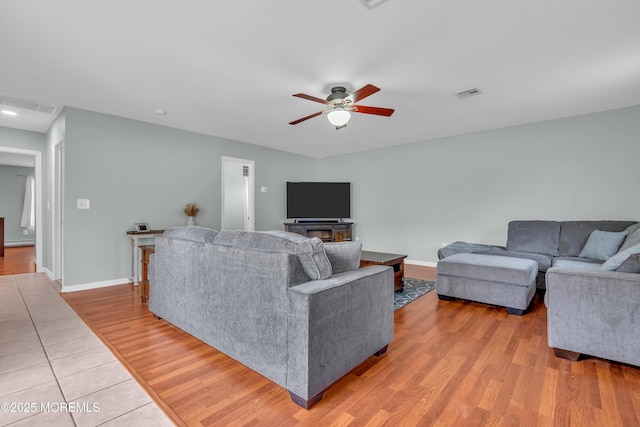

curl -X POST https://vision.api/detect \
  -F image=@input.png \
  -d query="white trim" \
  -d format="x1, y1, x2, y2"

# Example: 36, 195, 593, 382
42, 267, 54, 281
61, 278, 130, 293
405, 258, 438, 268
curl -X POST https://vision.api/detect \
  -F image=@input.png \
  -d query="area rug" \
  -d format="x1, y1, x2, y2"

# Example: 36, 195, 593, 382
394, 278, 436, 311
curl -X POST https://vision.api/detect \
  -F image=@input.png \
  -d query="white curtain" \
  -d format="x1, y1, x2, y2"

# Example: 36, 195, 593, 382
20, 175, 35, 228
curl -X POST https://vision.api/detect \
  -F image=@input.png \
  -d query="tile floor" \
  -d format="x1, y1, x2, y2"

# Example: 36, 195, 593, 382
0, 273, 174, 427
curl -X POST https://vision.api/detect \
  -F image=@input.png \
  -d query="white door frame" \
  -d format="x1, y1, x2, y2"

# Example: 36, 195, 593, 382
53, 141, 64, 280
221, 156, 255, 231
0, 146, 43, 272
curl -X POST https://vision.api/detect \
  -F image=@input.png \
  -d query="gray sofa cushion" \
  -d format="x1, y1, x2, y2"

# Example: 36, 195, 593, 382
214, 230, 332, 280
163, 226, 217, 243
506, 221, 560, 256
323, 241, 362, 274
579, 230, 628, 261
558, 221, 636, 257
620, 228, 640, 252
437, 241, 506, 259
551, 259, 603, 270
602, 243, 640, 273
615, 254, 640, 273
477, 250, 554, 271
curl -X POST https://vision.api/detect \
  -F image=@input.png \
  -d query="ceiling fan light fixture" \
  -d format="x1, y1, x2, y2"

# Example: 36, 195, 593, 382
327, 109, 351, 126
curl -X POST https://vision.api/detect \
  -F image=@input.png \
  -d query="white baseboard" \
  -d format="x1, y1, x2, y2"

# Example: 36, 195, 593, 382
61, 278, 130, 293
4, 240, 35, 247
41, 267, 54, 280
405, 259, 437, 268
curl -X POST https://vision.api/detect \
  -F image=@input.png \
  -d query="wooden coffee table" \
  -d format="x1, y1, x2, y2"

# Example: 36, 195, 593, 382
360, 250, 407, 292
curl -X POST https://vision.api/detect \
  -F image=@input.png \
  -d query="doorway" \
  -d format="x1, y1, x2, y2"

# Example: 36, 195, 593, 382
0, 146, 43, 273
221, 157, 255, 231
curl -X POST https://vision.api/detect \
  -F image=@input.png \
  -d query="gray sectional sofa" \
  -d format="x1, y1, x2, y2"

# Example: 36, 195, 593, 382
438, 220, 639, 288
149, 227, 394, 409
438, 220, 640, 366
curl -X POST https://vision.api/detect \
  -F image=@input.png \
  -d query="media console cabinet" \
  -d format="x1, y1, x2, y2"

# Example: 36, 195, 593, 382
284, 222, 353, 242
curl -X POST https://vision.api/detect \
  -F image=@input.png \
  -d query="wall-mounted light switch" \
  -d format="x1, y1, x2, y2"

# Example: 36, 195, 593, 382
77, 199, 90, 209
261, 186, 268, 193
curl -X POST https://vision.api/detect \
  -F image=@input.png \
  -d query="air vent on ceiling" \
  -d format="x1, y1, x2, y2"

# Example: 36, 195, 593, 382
359, 0, 390, 10
455, 88, 482, 99
0, 94, 59, 114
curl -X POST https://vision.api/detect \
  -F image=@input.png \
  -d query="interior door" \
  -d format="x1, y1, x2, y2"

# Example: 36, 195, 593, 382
221, 157, 255, 231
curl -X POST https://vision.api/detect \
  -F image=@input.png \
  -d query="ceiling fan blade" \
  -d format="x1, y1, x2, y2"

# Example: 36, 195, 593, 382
292, 93, 327, 104
350, 84, 380, 103
352, 105, 395, 117
289, 111, 323, 125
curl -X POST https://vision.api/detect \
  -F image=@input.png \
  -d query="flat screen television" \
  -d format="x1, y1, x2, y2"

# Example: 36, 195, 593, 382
286, 182, 351, 219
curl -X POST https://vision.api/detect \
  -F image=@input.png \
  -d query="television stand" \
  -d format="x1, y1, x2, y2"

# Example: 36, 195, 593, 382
295, 219, 341, 224
284, 221, 353, 242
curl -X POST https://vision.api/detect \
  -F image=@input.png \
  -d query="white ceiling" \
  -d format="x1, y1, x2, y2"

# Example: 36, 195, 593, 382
1, 0, 639, 158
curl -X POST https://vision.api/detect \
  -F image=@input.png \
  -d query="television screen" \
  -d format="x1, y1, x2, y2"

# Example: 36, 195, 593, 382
286, 182, 351, 219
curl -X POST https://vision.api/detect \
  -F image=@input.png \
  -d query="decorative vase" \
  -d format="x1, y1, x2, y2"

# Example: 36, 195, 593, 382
187, 216, 195, 226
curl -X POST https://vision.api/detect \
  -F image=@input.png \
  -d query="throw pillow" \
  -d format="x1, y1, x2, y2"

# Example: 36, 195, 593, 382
324, 241, 362, 274
579, 230, 628, 261
601, 243, 640, 273
619, 228, 640, 252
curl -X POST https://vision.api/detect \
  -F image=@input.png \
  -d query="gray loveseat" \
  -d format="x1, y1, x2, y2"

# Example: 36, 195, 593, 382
438, 220, 640, 366
149, 227, 394, 408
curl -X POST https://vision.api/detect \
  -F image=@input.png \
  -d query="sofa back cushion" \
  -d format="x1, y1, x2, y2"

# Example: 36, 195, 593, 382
213, 230, 332, 280
163, 226, 218, 243
323, 241, 362, 274
601, 243, 640, 273
620, 224, 640, 252
506, 221, 560, 256
558, 221, 637, 257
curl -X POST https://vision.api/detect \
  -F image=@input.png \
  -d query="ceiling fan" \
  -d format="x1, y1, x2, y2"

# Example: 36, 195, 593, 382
289, 84, 394, 130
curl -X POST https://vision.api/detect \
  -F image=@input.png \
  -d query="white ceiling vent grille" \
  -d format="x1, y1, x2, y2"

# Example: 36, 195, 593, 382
455, 88, 483, 99
0, 94, 59, 114
359, 0, 391, 10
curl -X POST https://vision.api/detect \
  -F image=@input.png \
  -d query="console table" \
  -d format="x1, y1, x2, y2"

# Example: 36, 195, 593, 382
284, 222, 353, 242
140, 245, 155, 303
126, 230, 164, 285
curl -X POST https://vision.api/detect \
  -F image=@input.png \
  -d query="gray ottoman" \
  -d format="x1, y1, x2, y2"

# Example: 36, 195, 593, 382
436, 253, 537, 315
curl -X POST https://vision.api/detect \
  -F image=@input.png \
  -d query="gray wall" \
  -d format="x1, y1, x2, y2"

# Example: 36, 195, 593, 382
4, 104, 638, 286
0, 165, 35, 244
60, 107, 317, 287
317, 105, 640, 264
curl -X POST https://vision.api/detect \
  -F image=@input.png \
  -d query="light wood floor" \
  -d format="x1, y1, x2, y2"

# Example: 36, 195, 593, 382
0, 246, 36, 275
61, 266, 640, 427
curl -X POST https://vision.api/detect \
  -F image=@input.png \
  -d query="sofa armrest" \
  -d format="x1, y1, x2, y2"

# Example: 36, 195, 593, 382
286, 265, 394, 402
546, 267, 640, 366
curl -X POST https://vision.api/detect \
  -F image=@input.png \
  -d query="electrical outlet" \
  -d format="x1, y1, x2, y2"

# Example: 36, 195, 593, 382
23, 229, 28, 236
77, 198, 90, 209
